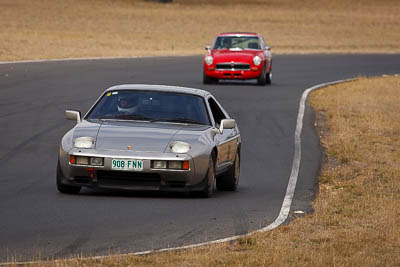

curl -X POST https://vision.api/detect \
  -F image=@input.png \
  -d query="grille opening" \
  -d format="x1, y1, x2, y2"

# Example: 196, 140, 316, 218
74, 176, 91, 184
165, 181, 186, 188
215, 63, 250, 71
96, 170, 161, 187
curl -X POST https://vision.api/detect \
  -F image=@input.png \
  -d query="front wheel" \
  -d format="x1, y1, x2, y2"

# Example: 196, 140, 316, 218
201, 157, 216, 197
266, 71, 272, 85
216, 152, 240, 191
56, 162, 81, 194
203, 70, 218, 84
257, 68, 267, 86
266, 60, 272, 85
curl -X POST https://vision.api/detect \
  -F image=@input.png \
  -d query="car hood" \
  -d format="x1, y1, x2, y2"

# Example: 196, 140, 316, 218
95, 121, 184, 152
72, 120, 211, 153
211, 49, 260, 63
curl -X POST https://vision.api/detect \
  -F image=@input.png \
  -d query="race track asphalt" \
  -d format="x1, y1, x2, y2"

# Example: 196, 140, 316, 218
0, 54, 399, 262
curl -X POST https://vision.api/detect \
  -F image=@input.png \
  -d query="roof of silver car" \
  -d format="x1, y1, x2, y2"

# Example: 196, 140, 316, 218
105, 84, 210, 97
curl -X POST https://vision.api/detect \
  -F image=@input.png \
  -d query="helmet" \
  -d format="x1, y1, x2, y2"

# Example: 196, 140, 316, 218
117, 92, 139, 113
222, 38, 231, 48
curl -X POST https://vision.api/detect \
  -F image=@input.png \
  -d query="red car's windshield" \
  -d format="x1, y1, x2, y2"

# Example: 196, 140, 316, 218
213, 36, 261, 50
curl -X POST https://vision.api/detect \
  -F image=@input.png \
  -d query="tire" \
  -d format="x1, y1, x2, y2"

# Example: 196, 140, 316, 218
216, 151, 240, 191
56, 162, 81, 194
266, 71, 272, 85
257, 67, 267, 86
266, 61, 272, 85
203, 70, 213, 84
203, 70, 218, 84
201, 156, 216, 197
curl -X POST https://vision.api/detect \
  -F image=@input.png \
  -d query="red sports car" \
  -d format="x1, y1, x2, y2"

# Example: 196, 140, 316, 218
203, 32, 272, 85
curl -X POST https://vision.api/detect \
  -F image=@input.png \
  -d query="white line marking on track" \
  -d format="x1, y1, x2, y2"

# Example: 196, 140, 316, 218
108, 78, 357, 254
3, 57, 390, 265
0, 55, 197, 65
0, 56, 137, 65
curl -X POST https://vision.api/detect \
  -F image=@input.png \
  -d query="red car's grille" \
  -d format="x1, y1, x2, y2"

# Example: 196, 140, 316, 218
215, 63, 251, 71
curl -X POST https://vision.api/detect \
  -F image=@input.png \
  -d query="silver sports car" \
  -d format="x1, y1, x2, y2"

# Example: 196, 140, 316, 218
57, 84, 241, 197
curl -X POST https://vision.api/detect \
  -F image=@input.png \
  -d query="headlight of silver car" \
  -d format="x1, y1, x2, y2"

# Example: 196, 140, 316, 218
169, 141, 191, 154
74, 137, 94, 149
253, 56, 262, 66
205, 55, 214, 66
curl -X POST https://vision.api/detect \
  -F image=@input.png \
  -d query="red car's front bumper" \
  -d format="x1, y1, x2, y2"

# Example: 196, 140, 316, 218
204, 65, 262, 80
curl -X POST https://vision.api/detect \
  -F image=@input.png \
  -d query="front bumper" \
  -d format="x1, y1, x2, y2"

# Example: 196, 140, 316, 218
204, 65, 262, 80
59, 148, 208, 192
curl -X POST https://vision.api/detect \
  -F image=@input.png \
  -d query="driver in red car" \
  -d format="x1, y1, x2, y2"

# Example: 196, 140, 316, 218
222, 38, 231, 49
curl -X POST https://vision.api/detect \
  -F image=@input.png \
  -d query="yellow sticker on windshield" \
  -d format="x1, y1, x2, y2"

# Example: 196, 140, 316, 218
106, 92, 111, 96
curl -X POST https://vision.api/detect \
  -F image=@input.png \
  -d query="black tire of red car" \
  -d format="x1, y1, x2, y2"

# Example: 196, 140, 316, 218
266, 61, 272, 85
201, 156, 216, 197
203, 70, 212, 84
203, 70, 218, 84
216, 151, 240, 191
56, 161, 81, 194
257, 67, 267, 86
266, 71, 272, 85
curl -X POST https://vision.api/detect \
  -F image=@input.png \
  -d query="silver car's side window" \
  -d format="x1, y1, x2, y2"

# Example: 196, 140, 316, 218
207, 97, 227, 128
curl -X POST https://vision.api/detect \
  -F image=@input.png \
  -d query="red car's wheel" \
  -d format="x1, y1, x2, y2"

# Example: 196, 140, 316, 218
203, 70, 218, 84
266, 61, 272, 85
266, 71, 272, 85
257, 67, 267, 86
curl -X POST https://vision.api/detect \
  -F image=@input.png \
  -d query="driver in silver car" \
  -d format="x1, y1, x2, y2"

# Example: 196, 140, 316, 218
117, 93, 139, 113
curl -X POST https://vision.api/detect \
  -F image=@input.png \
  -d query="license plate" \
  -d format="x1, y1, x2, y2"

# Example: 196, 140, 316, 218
111, 159, 143, 171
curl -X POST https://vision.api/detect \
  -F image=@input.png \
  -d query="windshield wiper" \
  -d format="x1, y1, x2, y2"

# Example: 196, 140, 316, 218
97, 114, 116, 120
152, 117, 205, 125
98, 114, 153, 121
114, 114, 154, 121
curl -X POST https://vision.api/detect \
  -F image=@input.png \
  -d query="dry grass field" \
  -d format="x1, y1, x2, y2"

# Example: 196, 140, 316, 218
11, 76, 400, 266
1, 0, 400, 61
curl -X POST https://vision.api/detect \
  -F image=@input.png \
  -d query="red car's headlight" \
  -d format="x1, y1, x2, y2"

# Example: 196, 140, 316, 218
205, 55, 213, 66
253, 56, 262, 66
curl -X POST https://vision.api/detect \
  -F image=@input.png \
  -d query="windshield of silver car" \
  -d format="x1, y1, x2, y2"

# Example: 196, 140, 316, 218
86, 90, 211, 125
213, 36, 261, 50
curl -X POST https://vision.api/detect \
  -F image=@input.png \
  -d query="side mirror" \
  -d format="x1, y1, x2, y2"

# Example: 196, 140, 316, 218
219, 119, 236, 133
65, 110, 81, 123
205, 45, 211, 51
